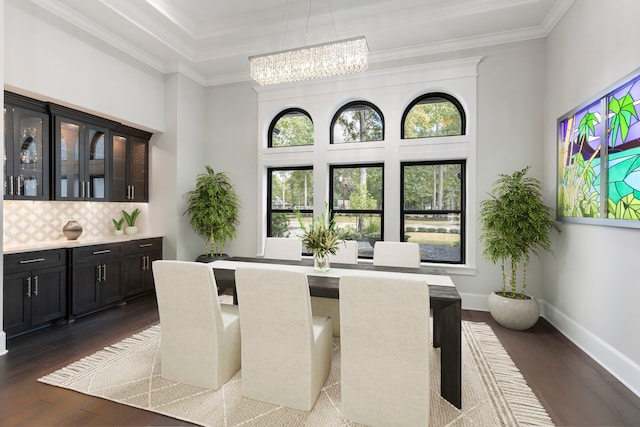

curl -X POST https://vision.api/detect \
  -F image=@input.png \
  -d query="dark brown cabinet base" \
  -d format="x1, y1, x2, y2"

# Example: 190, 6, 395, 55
3, 249, 67, 338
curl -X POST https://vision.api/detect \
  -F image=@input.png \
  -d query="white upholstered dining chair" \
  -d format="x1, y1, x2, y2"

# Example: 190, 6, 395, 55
328, 239, 359, 264
263, 237, 302, 260
152, 260, 241, 390
373, 241, 421, 268
235, 266, 333, 411
310, 240, 359, 337
339, 273, 431, 426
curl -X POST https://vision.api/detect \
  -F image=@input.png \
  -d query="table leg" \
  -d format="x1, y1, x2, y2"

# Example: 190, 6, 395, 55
433, 307, 441, 348
439, 300, 461, 409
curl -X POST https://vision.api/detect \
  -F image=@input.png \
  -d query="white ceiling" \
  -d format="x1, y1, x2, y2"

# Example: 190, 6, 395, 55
31, 0, 574, 86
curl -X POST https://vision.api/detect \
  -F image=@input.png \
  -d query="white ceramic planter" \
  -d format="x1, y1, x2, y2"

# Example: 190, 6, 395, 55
125, 226, 138, 235
488, 291, 540, 330
114, 229, 124, 236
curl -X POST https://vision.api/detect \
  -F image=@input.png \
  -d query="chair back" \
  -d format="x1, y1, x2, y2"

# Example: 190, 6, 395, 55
263, 237, 302, 260
152, 260, 240, 389
340, 273, 430, 426
329, 240, 358, 264
373, 241, 421, 268
235, 266, 332, 410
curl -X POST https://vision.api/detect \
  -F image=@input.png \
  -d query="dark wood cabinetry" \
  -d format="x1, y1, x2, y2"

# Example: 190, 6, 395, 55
3, 93, 50, 200
70, 243, 123, 318
111, 125, 151, 202
2, 249, 66, 338
4, 92, 152, 202
123, 238, 163, 297
51, 106, 118, 201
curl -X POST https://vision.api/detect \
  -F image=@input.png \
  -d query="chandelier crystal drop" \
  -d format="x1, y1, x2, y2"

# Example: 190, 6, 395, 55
249, 36, 368, 86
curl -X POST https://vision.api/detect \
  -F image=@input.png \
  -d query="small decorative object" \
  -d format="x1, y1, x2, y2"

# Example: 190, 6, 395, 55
122, 208, 141, 235
479, 166, 560, 330
297, 203, 344, 272
62, 220, 83, 240
112, 217, 125, 236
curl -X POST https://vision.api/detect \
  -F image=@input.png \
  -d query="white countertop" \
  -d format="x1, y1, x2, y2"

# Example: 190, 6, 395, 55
3, 235, 164, 254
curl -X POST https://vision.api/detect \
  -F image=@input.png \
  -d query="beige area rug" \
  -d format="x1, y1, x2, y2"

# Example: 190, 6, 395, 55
38, 320, 554, 427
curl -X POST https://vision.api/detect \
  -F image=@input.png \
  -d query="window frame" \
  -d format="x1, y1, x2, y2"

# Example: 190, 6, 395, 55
329, 163, 385, 259
401, 92, 466, 139
330, 100, 385, 144
266, 166, 313, 238
268, 107, 313, 148
401, 159, 466, 264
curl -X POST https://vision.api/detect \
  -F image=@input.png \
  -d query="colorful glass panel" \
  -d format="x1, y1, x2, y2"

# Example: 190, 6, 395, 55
557, 100, 602, 218
606, 76, 640, 219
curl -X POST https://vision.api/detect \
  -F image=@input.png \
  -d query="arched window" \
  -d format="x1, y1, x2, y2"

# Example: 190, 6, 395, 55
331, 101, 384, 144
268, 108, 313, 147
401, 93, 465, 139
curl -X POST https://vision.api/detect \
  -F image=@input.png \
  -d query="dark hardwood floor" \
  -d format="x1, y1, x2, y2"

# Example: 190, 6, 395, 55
1, 294, 639, 426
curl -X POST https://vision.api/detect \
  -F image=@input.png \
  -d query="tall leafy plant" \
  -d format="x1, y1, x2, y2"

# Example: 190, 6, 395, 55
479, 167, 560, 298
184, 166, 240, 257
296, 204, 344, 258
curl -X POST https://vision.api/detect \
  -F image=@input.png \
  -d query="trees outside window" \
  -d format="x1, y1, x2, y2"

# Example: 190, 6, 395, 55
402, 93, 465, 139
267, 167, 313, 238
331, 101, 384, 144
402, 160, 465, 263
330, 164, 384, 258
269, 108, 313, 147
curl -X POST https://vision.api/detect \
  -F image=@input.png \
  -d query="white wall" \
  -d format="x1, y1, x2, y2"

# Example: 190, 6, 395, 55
3, 0, 164, 132
543, 0, 640, 396
205, 82, 259, 257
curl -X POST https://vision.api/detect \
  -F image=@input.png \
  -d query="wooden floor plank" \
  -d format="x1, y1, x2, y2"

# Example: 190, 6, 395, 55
0, 294, 638, 426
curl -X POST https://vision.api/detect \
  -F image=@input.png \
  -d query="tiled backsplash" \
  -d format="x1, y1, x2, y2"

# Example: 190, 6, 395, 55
3, 201, 149, 246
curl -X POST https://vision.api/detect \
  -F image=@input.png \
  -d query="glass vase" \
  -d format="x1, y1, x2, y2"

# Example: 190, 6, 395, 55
314, 252, 330, 272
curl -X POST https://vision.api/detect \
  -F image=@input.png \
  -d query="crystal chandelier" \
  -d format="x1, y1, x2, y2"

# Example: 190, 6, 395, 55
249, 36, 368, 86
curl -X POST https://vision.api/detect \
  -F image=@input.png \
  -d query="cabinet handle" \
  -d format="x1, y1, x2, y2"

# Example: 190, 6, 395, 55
33, 276, 39, 296
138, 243, 152, 248
16, 176, 23, 196
127, 185, 132, 200
80, 181, 85, 198
9, 176, 14, 195
86, 181, 91, 198
146, 255, 150, 270
96, 265, 102, 282
102, 264, 107, 281
131, 185, 135, 200
92, 249, 111, 255
26, 276, 32, 297
19, 257, 46, 264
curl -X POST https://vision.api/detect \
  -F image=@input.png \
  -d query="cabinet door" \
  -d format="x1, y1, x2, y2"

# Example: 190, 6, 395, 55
2, 271, 31, 337
111, 134, 128, 201
4, 106, 49, 200
56, 117, 82, 200
100, 259, 123, 306
72, 263, 101, 316
123, 253, 145, 297
86, 125, 109, 200
30, 265, 67, 326
142, 250, 162, 292
129, 137, 148, 202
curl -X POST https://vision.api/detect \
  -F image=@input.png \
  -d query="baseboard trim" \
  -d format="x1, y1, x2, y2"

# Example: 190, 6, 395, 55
460, 293, 640, 398
541, 301, 640, 398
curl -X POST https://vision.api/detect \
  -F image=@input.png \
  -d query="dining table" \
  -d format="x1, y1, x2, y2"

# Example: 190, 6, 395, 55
211, 256, 462, 409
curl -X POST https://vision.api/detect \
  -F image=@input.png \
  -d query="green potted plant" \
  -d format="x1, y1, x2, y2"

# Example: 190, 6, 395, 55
122, 208, 141, 235
296, 204, 345, 272
184, 166, 240, 262
479, 166, 560, 330
112, 217, 125, 236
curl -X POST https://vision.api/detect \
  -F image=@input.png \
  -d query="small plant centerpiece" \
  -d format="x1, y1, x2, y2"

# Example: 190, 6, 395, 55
297, 204, 345, 272
183, 166, 240, 262
112, 217, 125, 236
122, 208, 141, 235
479, 166, 560, 330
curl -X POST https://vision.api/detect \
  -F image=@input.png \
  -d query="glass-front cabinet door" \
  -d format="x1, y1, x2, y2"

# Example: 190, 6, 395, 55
111, 127, 150, 202
55, 116, 109, 201
4, 104, 49, 200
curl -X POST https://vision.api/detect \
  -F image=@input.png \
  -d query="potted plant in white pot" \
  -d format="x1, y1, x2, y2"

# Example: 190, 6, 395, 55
122, 208, 141, 235
184, 166, 240, 262
479, 166, 560, 330
296, 204, 345, 272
